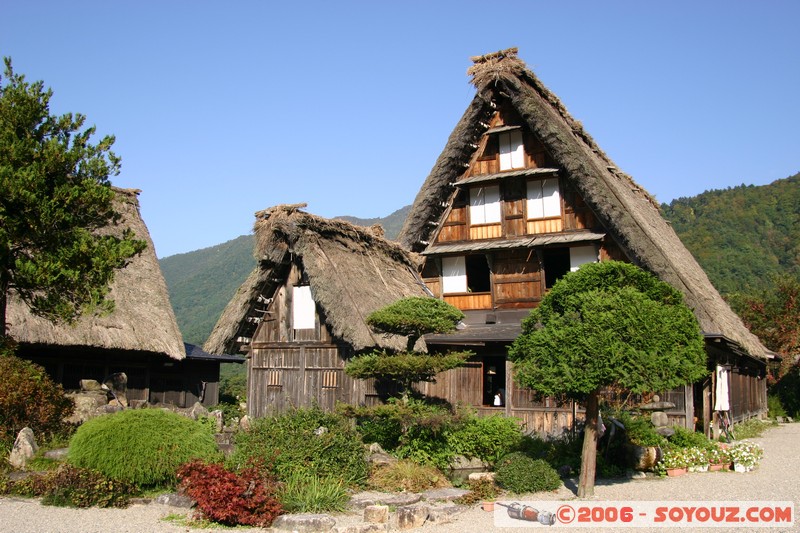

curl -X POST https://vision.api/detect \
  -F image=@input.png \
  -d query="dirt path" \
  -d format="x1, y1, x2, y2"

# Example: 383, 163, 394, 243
1, 424, 797, 532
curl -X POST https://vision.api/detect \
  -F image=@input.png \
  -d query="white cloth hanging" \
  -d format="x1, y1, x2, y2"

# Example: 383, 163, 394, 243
714, 365, 730, 411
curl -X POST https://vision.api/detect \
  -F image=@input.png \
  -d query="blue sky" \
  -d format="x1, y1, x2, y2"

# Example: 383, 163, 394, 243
3, 1, 798, 258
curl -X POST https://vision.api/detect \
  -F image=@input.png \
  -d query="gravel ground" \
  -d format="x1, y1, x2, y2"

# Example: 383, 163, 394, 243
1, 423, 797, 532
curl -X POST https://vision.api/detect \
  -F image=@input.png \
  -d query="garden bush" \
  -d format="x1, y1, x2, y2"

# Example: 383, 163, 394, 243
369, 459, 450, 493
454, 477, 499, 505
231, 407, 367, 486
494, 452, 562, 494
446, 414, 523, 465
668, 426, 713, 449
278, 470, 349, 513
2, 464, 131, 508
178, 460, 282, 527
67, 408, 221, 488
0, 350, 74, 451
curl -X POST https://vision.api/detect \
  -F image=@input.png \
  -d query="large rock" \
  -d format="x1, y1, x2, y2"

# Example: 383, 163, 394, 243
450, 455, 488, 470
79, 379, 102, 391
349, 491, 422, 510
155, 492, 195, 508
364, 505, 389, 523
426, 504, 468, 524
272, 513, 336, 532
396, 505, 429, 530
8, 427, 38, 470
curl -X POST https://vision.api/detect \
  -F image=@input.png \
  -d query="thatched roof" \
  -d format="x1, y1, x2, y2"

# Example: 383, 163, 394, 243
204, 204, 430, 356
7, 188, 185, 360
398, 48, 769, 360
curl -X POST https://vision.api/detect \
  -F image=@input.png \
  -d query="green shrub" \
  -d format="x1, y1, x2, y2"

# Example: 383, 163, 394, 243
278, 471, 349, 513
67, 409, 221, 488
368, 460, 450, 493
494, 452, 562, 494
734, 418, 775, 439
768, 394, 787, 418
447, 415, 523, 465
3, 464, 131, 507
668, 426, 713, 449
616, 411, 667, 447
0, 350, 74, 451
231, 407, 367, 486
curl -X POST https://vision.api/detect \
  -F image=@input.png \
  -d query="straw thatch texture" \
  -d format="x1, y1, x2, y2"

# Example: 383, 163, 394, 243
7, 188, 185, 360
204, 205, 430, 356
398, 50, 768, 360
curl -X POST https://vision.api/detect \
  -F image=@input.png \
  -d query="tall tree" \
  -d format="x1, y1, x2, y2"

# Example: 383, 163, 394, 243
345, 297, 471, 403
0, 58, 145, 337
508, 261, 707, 497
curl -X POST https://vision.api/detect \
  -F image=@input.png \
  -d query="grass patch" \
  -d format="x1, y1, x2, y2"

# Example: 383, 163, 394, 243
369, 460, 451, 493
734, 418, 776, 439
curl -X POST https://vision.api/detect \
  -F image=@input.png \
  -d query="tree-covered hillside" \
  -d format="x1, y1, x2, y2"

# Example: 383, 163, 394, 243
160, 207, 410, 346
661, 173, 799, 295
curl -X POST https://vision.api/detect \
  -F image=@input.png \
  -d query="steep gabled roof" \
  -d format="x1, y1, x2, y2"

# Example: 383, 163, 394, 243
204, 204, 430, 356
8, 188, 186, 360
398, 48, 769, 360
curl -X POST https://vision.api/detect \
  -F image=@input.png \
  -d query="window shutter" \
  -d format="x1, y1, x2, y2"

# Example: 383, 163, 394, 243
292, 285, 316, 329
442, 256, 467, 293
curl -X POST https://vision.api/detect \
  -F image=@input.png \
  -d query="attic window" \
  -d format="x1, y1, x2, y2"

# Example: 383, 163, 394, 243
469, 185, 501, 225
499, 130, 524, 170
292, 285, 315, 330
527, 178, 561, 219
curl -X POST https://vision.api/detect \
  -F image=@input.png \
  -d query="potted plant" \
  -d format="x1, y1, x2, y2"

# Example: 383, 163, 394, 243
729, 442, 763, 472
686, 447, 710, 473
658, 447, 689, 476
707, 445, 730, 471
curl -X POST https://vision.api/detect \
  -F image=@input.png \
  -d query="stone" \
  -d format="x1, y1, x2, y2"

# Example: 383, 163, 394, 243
396, 505, 429, 530
43, 448, 69, 461
776, 416, 784, 423
108, 392, 128, 408
367, 451, 397, 467
421, 488, 469, 502
239, 415, 252, 431
79, 379, 102, 391
468, 471, 496, 482
272, 513, 336, 532
334, 525, 387, 533
628, 444, 661, 471
349, 491, 422, 510
655, 426, 675, 437
103, 372, 128, 393
188, 401, 209, 420
626, 469, 648, 479
449, 455, 488, 470
314, 426, 328, 436
210, 410, 224, 433
650, 411, 670, 427
426, 504, 468, 524
64, 391, 108, 424
367, 443, 387, 454
363, 505, 389, 523
8, 427, 38, 470
155, 492, 195, 508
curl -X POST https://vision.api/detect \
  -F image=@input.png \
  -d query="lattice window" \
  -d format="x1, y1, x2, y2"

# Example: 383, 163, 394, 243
266, 370, 282, 387
322, 370, 338, 389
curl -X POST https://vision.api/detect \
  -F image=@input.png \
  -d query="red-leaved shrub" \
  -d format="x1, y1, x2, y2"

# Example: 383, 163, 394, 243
177, 460, 283, 527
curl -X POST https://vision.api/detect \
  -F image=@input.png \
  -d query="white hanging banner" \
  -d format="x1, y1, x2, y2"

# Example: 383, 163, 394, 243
714, 365, 730, 411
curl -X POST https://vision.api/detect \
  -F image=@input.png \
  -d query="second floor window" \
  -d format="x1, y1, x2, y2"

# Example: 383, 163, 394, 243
469, 185, 501, 225
527, 178, 561, 219
499, 130, 524, 170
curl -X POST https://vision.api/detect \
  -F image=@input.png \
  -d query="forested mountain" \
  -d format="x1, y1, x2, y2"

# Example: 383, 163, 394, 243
661, 173, 799, 295
161, 177, 799, 347
160, 206, 410, 345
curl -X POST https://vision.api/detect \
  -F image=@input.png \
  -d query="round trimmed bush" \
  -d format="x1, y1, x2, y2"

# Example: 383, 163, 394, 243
495, 452, 562, 494
67, 409, 221, 488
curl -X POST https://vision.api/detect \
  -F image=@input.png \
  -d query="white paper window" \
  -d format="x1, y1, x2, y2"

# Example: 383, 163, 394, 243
292, 285, 316, 329
469, 185, 501, 225
499, 130, 524, 170
442, 256, 467, 294
527, 178, 561, 219
569, 246, 598, 272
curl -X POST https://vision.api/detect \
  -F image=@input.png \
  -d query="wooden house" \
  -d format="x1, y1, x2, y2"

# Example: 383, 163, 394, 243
7, 188, 239, 408
203, 204, 430, 417
397, 49, 770, 435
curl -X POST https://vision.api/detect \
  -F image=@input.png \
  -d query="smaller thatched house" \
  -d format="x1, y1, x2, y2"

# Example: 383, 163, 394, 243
203, 204, 430, 417
8, 188, 237, 408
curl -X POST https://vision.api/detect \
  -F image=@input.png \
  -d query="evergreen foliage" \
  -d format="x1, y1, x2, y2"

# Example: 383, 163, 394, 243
0, 58, 146, 334
66, 409, 221, 488
345, 297, 470, 402
509, 261, 707, 497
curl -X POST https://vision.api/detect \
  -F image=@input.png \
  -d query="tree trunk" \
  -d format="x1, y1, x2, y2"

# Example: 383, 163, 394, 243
0, 272, 8, 339
577, 388, 600, 498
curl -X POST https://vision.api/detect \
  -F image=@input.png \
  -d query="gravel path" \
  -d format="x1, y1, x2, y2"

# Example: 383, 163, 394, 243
1, 423, 797, 532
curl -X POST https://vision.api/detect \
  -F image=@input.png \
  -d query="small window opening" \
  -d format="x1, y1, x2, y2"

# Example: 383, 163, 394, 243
465, 255, 491, 293
542, 248, 571, 289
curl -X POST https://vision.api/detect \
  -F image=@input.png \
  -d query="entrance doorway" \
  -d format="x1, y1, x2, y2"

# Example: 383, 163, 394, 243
483, 356, 506, 406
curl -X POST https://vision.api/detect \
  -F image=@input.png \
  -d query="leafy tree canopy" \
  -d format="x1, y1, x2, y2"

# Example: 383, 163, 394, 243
366, 296, 465, 351
0, 58, 145, 334
509, 261, 707, 397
